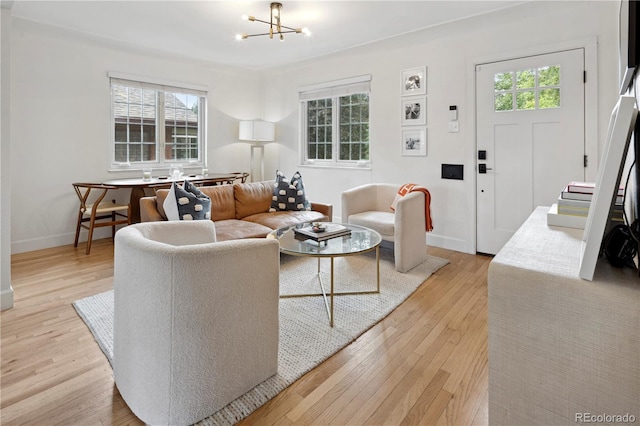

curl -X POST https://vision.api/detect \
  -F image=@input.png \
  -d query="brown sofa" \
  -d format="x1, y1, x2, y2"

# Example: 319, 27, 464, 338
139, 181, 332, 241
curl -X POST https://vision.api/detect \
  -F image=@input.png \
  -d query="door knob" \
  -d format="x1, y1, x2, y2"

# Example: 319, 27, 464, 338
478, 164, 493, 174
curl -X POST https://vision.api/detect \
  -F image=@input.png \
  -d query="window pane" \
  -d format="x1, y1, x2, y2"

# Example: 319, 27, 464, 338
360, 143, 369, 160
129, 124, 141, 142
142, 125, 155, 142
129, 144, 141, 162
115, 124, 127, 142
114, 143, 127, 162
340, 143, 350, 160
516, 91, 535, 110
538, 65, 560, 87
340, 124, 350, 142
142, 143, 156, 161
494, 72, 513, 91
308, 143, 317, 159
539, 88, 560, 109
494, 93, 513, 111
516, 69, 535, 89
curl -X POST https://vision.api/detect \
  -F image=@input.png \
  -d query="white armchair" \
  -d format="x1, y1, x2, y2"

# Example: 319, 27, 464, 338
113, 220, 280, 425
342, 183, 427, 272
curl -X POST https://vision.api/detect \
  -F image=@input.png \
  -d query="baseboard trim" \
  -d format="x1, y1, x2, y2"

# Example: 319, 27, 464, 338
1, 286, 14, 310
426, 233, 473, 254
11, 228, 112, 254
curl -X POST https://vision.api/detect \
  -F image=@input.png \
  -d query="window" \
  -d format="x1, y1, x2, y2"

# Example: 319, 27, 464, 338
109, 73, 207, 169
299, 75, 371, 166
494, 65, 560, 112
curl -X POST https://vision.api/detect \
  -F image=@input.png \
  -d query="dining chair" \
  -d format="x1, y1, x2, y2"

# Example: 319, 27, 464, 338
72, 183, 131, 254
233, 172, 250, 183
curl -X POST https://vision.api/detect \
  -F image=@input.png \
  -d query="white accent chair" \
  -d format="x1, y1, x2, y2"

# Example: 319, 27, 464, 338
113, 220, 280, 425
342, 183, 427, 272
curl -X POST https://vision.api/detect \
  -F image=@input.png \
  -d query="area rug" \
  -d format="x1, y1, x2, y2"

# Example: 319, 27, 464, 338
73, 248, 448, 425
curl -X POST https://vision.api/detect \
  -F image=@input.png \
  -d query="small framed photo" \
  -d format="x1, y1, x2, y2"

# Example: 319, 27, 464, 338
401, 96, 427, 126
402, 127, 427, 156
401, 66, 426, 96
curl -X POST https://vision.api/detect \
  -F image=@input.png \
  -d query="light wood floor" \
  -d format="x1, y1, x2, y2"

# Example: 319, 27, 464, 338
1, 239, 491, 426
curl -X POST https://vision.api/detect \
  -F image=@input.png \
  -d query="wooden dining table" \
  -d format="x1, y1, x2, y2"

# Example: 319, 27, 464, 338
103, 173, 239, 223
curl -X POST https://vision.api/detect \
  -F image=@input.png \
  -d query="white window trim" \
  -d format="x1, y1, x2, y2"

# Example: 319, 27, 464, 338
299, 75, 372, 169
108, 72, 208, 172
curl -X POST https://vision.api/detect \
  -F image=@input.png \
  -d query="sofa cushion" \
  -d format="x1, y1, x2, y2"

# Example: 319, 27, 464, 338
198, 185, 236, 221
234, 181, 274, 219
348, 211, 395, 239
213, 219, 273, 241
156, 184, 235, 221
269, 170, 311, 212
244, 210, 327, 230
163, 181, 211, 221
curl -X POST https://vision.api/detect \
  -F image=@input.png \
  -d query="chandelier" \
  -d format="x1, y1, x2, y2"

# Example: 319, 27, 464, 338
236, 2, 311, 42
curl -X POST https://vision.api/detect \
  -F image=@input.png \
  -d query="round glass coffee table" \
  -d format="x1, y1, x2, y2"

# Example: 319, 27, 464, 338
268, 223, 382, 327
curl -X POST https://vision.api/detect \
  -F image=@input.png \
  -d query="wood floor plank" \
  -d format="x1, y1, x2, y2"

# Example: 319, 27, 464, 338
3, 239, 490, 426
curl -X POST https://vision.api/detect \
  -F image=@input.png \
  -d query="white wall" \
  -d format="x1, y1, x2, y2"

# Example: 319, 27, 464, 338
7, 1, 622, 256
259, 1, 621, 253
10, 19, 262, 253
1, 6, 14, 310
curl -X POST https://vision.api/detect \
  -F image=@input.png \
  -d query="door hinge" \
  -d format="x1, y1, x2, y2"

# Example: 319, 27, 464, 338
583, 70, 587, 83
584, 154, 588, 167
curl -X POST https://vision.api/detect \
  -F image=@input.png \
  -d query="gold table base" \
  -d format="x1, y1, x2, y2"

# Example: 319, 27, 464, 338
280, 245, 380, 327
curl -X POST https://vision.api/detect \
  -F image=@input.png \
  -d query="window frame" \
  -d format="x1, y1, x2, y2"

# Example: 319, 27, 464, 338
299, 75, 372, 168
108, 72, 208, 172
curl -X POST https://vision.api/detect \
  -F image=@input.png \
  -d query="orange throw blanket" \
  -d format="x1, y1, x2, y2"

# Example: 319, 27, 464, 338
391, 183, 433, 231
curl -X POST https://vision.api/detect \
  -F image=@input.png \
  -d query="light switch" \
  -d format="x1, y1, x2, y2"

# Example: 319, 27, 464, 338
448, 122, 459, 133
449, 105, 458, 120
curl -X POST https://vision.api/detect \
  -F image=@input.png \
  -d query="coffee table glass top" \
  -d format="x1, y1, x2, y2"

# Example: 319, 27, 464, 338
268, 223, 382, 257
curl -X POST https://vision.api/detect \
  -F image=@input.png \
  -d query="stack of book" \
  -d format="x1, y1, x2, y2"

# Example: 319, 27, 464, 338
293, 223, 351, 242
547, 181, 624, 229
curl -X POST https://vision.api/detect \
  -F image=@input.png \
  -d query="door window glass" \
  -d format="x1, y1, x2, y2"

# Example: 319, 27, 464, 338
494, 65, 560, 111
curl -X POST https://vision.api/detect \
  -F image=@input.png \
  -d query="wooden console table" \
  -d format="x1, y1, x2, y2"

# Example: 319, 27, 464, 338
103, 173, 237, 223
488, 206, 639, 425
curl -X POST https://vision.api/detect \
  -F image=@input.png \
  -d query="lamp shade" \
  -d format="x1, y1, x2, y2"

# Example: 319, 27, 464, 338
239, 120, 275, 142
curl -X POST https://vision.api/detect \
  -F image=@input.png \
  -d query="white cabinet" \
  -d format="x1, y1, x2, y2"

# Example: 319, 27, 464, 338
488, 207, 639, 425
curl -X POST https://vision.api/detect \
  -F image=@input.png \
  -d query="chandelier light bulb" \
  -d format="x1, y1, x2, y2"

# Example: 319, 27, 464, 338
241, 14, 249, 21
301, 27, 311, 36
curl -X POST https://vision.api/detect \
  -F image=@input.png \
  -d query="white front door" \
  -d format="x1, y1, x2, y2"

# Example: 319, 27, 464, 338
476, 49, 586, 254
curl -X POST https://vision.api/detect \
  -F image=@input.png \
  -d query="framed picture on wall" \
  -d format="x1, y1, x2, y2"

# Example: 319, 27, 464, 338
401, 66, 427, 96
401, 96, 427, 126
402, 127, 427, 156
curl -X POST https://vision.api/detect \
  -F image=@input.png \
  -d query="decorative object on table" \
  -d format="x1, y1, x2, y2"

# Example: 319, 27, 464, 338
401, 95, 427, 126
401, 66, 427, 96
401, 127, 427, 156
110, 221, 280, 425
342, 183, 430, 272
162, 181, 211, 221
239, 120, 275, 182
235, 2, 311, 41
72, 183, 131, 255
73, 248, 449, 425
293, 223, 351, 242
269, 170, 311, 212
169, 164, 183, 179
142, 168, 152, 180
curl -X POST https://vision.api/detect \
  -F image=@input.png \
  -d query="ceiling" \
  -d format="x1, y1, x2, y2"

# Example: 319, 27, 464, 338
8, 1, 527, 70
